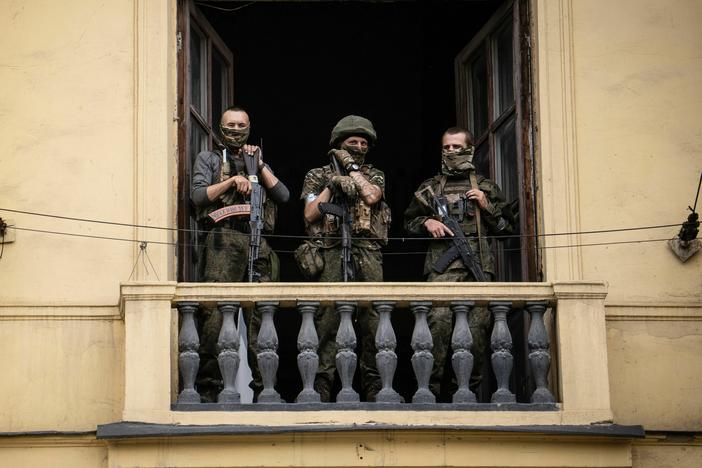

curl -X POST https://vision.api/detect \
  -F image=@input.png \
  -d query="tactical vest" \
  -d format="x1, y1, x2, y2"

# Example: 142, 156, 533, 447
312, 165, 391, 245
196, 153, 277, 233
439, 176, 479, 236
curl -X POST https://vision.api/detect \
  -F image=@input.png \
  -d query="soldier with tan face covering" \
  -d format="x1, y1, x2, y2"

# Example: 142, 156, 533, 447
404, 127, 513, 401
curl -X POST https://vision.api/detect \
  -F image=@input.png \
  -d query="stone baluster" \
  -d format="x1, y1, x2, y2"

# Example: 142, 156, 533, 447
410, 301, 435, 404
296, 301, 321, 403
373, 301, 402, 403
335, 301, 359, 402
256, 301, 282, 403
490, 301, 516, 403
526, 301, 555, 403
177, 302, 201, 404
451, 301, 477, 403
216, 302, 241, 404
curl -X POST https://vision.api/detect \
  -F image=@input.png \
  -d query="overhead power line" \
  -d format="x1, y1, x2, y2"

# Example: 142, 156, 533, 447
8, 225, 672, 255
0, 207, 681, 242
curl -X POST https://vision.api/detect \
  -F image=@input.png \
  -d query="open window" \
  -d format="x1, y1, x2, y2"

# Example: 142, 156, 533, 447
177, 0, 538, 284
175, 0, 539, 404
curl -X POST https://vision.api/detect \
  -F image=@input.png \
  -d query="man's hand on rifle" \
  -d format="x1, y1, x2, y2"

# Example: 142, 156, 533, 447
229, 175, 252, 195
329, 149, 356, 171
243, 144, 264, 169
330, 175, 357, 198
424, 218, 454, 238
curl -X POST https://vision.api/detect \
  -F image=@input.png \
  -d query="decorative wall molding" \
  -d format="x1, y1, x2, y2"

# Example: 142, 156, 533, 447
534, 0, 584, 281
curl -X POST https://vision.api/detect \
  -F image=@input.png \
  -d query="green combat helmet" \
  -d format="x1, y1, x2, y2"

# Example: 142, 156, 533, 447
329, 115, 377, 147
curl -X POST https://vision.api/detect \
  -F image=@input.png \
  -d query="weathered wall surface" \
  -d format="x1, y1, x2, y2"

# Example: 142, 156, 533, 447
632, 439, 702, 468
0, 311, 124, 432
536, 0, 702, 435
0, 437, 107, 468
568, 0, 702, 302
0, 0, 139, 305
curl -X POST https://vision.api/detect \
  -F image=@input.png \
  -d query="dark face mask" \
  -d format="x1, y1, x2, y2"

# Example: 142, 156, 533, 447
220, 125, 250, 150
341, 143, 368, 164
441, 146, 475, 176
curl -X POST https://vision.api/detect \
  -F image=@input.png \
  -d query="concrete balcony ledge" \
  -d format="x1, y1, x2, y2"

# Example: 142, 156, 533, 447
96, 420, 644, 439
119, 280, 613, 428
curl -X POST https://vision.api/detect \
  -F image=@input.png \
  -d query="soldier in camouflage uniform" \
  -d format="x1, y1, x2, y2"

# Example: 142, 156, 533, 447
299, 115, 391, 402
403, 127, 513, 400
191, 106, 290, 402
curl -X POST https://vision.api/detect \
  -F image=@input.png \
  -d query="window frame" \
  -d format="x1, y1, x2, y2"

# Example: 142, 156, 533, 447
177, 0, 235, 282
454, 0, 539, 282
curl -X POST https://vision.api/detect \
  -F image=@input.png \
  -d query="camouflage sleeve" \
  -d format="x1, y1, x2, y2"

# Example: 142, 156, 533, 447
366, 167, 385, 195
300, 167, 328, 200
478, 177, 514, 235
403, 178, 436, 236
191, 151, 220, 207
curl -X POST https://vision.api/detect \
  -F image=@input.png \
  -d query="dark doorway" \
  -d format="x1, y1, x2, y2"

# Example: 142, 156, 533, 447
196, 0, 505, 282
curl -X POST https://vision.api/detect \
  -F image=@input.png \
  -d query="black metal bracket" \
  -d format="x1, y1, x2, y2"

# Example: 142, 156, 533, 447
0, 218, 7, 237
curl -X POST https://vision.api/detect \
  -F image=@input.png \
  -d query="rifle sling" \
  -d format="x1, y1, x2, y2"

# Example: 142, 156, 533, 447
468, 171, 485, 270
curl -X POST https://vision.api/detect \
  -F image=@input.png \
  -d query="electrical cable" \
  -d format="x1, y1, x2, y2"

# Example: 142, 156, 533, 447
194, 1, 257, 13
0, 207, 681, 242
8, 225, 671, 256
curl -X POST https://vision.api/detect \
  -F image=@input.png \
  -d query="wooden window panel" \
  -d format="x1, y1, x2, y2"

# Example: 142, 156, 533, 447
177, 0, 234, 281
455, 0, 538, 282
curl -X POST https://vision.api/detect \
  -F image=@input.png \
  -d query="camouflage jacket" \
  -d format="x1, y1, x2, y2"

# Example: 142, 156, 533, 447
301, 163, 391, 249
403, 173, 513, 276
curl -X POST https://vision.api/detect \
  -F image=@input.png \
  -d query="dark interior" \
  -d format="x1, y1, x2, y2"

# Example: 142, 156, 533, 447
197, 0, 520, 403
201, 0, 503, 282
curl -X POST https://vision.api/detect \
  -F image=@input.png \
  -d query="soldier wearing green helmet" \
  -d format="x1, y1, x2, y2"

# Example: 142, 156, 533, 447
298, 115, 391, 402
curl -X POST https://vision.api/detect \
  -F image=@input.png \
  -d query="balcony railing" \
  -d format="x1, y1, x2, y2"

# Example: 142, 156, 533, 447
119, 281, 613, 427
175, 299, 555, 409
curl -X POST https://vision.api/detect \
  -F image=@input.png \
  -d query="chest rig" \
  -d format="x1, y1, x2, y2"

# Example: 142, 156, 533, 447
439, 176, 476, 223
319, 165, 390, 244
197, 151, 276, 233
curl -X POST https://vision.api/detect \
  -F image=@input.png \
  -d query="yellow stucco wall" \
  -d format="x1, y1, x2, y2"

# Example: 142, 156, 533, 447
632, 436, 702, 468
0, 437, 106, 468
0, 311, 124, 432
535, 0, 702, 436
569, 0, 702, 304
561, 0, 702, 433
0, 0, 138, 305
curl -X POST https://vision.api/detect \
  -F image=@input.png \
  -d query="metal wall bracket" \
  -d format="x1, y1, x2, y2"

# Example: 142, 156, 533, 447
668, 237, 700, 263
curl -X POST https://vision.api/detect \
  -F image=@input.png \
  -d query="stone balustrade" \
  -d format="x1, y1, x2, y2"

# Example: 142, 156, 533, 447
175, 298, 555, 407
120, 281, 612, 425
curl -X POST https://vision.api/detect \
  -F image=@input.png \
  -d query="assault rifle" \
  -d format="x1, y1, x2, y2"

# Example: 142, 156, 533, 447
318, 155, 355, 282
416, 185, 487, 282
243, 148, 264, 283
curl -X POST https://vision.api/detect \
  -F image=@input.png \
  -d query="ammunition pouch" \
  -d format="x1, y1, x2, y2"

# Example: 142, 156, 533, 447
294, 239, 325, 280
370, 200, 391, 245
351, 199, 372, 236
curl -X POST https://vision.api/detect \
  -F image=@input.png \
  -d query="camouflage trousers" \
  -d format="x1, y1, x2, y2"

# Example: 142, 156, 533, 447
197, 226, 277, 402
426, 267, 492, 401
314, 243, 383, 402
